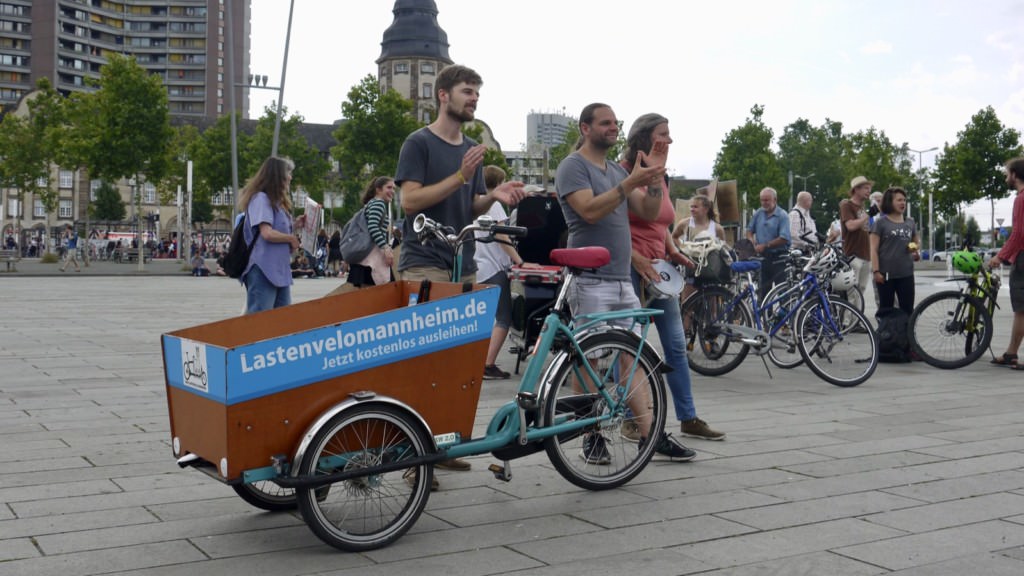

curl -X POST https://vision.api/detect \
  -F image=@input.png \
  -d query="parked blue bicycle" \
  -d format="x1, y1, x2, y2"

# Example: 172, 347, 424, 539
681, 242, 878, 387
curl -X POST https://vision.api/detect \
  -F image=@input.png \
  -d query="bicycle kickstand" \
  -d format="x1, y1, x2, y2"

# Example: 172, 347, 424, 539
761, 355, 774, 379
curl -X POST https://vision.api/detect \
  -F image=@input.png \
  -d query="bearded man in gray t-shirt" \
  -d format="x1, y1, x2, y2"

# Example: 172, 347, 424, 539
396, 64, 526, 282
553, 103, 675, 465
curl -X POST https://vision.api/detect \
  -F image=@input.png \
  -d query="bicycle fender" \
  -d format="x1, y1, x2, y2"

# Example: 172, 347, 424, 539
289, 392, 434, 477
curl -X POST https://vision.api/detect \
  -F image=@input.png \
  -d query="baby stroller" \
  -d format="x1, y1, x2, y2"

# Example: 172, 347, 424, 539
507, 194, 568, 374
312, 245, 328, 277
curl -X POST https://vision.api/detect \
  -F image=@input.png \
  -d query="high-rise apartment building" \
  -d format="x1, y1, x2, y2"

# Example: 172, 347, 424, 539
0, 0, 249, 118
527, 111, 573, 149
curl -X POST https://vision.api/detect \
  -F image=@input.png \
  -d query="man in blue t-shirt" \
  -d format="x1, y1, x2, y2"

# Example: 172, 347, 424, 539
746, 187, 791, 298
59, 224, 81, 272
396, 64, 526, 283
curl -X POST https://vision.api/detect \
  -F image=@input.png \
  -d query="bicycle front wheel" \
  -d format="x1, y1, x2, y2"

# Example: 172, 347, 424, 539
761, 282, 804, 369
797, 298, 878, 387
296, 404, 434, 552
680, 286, 751, 376
542, 330, 667, 491
909, 291, 992, 369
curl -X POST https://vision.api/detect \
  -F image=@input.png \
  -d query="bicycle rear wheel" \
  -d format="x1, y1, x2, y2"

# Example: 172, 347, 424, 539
796, 298, 877, 387
909, 291, 992, 369
680, 286, 751, 376
542, 330, 667, 491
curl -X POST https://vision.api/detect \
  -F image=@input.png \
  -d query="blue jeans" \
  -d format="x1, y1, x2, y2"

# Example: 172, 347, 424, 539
244, 265, 291, 314
630, 269, 697, 422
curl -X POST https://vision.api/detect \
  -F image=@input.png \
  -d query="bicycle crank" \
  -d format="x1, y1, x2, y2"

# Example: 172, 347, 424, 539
714, 323, 770, 355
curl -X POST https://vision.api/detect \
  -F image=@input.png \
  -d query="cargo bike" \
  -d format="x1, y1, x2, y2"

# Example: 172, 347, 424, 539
162, 216, 670, 551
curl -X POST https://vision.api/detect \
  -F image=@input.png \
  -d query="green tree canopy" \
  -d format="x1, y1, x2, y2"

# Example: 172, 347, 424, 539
91, 181, 126, 221
932, 106, 1022, 217
331, 75, 422, 206
713, 104, 786, 208
68, 54, 172, 186
0, 78, 67, 216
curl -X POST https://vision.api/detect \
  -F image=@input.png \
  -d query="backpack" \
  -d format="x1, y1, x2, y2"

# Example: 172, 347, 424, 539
222, 213, 257, 279
875, 307, 911, 363
338, 206, 374, 263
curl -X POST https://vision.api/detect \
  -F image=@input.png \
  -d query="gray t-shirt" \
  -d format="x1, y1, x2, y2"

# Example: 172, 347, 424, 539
871, 216, 916, 278
395, 127, 486, 277
554, 152, 631, 280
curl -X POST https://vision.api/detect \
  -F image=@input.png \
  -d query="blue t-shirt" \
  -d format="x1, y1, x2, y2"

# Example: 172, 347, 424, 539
242, 191, 293, 287
748, 208, 791, 255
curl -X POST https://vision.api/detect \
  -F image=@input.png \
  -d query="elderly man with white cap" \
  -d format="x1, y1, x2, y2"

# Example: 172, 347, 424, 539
840, 176, 874, 301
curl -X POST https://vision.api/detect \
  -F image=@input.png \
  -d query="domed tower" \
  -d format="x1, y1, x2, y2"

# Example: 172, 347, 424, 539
377, 0, 453, 124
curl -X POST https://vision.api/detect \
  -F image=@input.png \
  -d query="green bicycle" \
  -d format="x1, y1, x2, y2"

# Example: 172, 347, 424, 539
908, 250, 1000, 369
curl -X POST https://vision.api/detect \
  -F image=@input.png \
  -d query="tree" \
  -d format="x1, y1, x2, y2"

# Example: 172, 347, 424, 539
777, 117, 847, 229
713, 104, 786, 209
843, 127, 908, 193
245, 104, 331, 206
69, 54, 173, 186
0, 78, 67, 252
932, 106, 1022, 218
91, 181, 126, 221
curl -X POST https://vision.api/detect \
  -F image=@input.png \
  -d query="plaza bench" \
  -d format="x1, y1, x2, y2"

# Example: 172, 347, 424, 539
120, 248, 150, 263
0, 248, 19, 272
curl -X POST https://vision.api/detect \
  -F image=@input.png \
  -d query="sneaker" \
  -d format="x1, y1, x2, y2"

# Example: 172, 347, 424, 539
680, 418, 726, 441
482, 364, 510, 380
435, 457, 471, 471
579, 432, 611, 465
619, 420, 642, 443
403, 468, 439, 491
642, 432, 696, 462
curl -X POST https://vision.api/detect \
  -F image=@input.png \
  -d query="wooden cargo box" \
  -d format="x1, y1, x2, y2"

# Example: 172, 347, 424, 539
162, 281, 497, 480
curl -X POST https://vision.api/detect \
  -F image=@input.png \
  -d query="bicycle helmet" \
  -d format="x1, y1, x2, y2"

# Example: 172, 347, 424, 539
808, 246, 838, 274
829, 268, 856, 291
951, 251, 982, 275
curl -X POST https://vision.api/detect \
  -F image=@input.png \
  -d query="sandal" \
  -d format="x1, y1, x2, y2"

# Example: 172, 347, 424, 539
991, 353, 1019, 366
1011, 363, 1024, 371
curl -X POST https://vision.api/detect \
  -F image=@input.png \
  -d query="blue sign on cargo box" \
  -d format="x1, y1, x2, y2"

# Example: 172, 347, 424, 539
164, 288, 497, 405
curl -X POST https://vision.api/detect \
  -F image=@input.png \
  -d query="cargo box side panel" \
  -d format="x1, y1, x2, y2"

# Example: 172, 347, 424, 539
223, 339, 487, 478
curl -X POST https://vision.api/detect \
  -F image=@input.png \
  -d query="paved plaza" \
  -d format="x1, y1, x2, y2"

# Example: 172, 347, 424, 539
1, 261, 1023, 575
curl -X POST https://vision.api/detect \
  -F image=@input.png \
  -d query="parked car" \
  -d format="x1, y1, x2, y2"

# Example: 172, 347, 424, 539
931, 251, 951, 262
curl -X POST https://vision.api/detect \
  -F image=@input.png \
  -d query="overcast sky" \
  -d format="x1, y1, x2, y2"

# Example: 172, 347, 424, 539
248, 0, 1024, 226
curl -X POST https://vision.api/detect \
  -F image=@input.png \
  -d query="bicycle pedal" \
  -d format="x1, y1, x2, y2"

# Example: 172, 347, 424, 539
488, 462, 512, 482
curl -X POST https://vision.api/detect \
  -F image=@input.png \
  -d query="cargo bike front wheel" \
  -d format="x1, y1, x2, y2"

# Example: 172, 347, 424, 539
296, 403, 435, 552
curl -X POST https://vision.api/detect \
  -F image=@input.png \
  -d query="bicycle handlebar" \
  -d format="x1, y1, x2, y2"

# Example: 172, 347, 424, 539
412, 213, 528, 249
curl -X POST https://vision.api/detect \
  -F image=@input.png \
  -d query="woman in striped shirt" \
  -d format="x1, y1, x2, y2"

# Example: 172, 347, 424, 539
346, 176, 396, 287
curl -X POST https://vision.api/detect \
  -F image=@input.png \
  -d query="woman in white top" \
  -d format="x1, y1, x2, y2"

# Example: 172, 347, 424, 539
672, 195, 726, 301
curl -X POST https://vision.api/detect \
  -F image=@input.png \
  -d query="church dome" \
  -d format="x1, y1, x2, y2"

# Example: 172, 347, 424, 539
377, 0, 453, 64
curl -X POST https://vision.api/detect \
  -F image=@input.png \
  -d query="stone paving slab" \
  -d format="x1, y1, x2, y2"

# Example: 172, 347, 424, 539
1, 273, 1023, 575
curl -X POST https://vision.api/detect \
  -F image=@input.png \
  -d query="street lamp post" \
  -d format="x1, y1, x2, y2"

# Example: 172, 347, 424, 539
794, 173, 815, 196
225, 0, 294, 224
909, 146, 939, 256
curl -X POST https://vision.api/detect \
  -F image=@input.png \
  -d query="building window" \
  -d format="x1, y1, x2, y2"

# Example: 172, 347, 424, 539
394, 62, 409, 74
421, 83, 432, 99
35, 176, 47, 187
59, 169, 74, 189
420, 62, 435, 75
59, 199, 73, 218
33, 198, 45, 217
420, 109, 431, 123
7, 197, 20, 218
90, 179, 101, 202
143, 182, 156, 204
